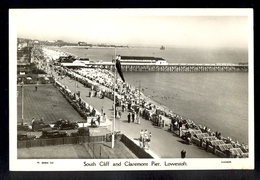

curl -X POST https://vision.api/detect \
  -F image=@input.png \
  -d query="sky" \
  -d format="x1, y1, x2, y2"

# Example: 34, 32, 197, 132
10, 9, 252, 48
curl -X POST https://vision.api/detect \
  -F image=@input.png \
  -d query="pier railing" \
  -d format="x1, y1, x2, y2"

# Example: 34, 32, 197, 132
86, 63, 248, 72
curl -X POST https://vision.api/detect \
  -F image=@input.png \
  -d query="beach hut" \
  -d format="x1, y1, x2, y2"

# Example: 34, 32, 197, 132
188, 129, 202, 136
202, 136, 217, 142
194, 133, 209, 140
229, 148, 243, 157
181, 129, 202, 137
217, 144, 233, 152
209, 140, 225, 146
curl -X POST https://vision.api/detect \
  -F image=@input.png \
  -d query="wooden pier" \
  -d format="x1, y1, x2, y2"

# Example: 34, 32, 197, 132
86, 63, 248, 72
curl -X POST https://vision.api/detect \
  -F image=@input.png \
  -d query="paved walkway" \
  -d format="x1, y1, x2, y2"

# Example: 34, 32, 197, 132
60, 74, 218, 158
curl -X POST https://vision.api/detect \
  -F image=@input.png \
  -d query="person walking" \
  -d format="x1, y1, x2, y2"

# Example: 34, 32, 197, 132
181, 150, 186, 158
127, 113, 131, 123
122, 104, 125, 112
101, 107, 104, 115
137, 108, 141, 124
144, 129, 148, 136
143, 129, 148, 148
147, 132, 152, 149
97, 115, 101, 125
103, 113, 107, 122
132, 112, 135, 123
41, 117, 44, 123
206, 139, 209, 152
118, 111, 122, 119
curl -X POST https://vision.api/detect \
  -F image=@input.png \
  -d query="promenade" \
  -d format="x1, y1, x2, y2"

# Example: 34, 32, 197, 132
61, 74, 218, 158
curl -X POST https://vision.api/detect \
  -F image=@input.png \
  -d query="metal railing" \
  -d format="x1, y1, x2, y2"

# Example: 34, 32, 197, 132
17, 135, 106, 148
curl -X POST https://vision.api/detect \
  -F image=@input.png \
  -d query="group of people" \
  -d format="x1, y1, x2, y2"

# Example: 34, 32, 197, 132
139, 129, 152, 149
127, 111, 140, 124
73, 67, 149, 108
56, 82, 101, 118
59, 65, 169, 129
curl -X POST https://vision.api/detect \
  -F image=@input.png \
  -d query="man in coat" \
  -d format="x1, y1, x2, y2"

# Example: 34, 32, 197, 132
132, 112, 135, 123
127, 113, 131, 123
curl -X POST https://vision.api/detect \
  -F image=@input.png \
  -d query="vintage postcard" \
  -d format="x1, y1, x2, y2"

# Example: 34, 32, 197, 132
9, 9, 254, 171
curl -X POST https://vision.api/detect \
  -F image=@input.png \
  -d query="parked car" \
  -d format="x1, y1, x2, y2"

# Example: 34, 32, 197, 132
40, 129, 68, 139
17, 132, 36, 141
71, 127, 90, 137
52, 119, 78, 130
41, 77, 50, 84
25, 76, 34, 84
32, 120, 51, 131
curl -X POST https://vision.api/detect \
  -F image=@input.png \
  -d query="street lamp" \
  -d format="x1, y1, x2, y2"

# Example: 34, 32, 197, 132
75, 74, 77, 93
21, 82, 24, 126
111, 48, 117, 149
111, 62, 116, 148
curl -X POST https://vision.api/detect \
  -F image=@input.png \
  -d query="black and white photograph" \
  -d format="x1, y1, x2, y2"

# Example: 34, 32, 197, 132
9, 9, 254, 171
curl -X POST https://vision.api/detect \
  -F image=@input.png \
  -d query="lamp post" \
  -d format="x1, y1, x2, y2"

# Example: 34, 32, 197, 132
63, 68, 66, 88
138, 80, 141, 106
111, 48, 117, 149
21, 82, 24, 126
75, 74, 77, 93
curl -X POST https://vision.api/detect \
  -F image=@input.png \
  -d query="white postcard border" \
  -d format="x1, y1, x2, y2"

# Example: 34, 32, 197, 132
9, 8, 254, 171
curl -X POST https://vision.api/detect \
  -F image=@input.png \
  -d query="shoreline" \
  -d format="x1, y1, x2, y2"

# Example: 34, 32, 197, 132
41, 47, 248, 148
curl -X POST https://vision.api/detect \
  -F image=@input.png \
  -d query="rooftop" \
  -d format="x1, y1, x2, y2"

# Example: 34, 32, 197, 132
120, 56, 165, 61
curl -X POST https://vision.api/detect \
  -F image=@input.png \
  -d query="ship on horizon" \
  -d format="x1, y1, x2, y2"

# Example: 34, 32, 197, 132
160, 45, 165, 50
78, 42, 88, 46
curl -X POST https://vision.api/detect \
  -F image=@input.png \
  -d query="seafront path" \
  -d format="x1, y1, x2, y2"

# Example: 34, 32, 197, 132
56, 71, 218, 159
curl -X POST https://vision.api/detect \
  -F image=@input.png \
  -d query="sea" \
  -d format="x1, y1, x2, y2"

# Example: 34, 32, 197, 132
56, 46, 249, 144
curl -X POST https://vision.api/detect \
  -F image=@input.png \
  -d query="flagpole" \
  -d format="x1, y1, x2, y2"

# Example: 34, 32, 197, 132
112, 48, 116, 148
